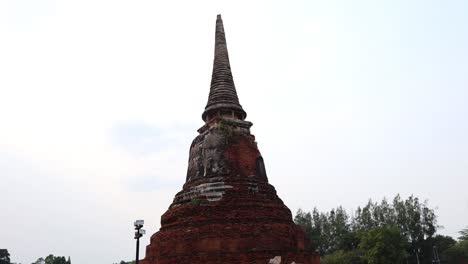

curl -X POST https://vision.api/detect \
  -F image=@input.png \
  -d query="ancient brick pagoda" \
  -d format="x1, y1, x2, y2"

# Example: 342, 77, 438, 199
142, 15, 320, 264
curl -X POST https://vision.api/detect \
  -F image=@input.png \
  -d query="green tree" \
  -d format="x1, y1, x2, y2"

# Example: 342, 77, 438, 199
294, 209, 314, 246
433, 235, 456, 252
390, 195, 438, 263
353, 200, 376, 231
328, 206, 352, 252
443, 227, 468, 263
295, 194, 440, 263
33, 255, 70, 264
0, 249, 11, 264
444, 240, 468, 263
359, 226, 408, 264
294, 207, 332, 255
321, 250, 364, 264
31, 257, 45, 264
430, 235, 457, 263
403, 196, 424, 262
459, 226, 468, 241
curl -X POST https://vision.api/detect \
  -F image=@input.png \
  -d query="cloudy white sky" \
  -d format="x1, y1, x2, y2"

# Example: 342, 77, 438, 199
1, 0, 467, 263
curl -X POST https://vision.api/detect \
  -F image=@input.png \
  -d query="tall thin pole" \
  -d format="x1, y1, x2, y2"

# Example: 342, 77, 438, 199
136, 236, 140, 264
134, 220, 144, 264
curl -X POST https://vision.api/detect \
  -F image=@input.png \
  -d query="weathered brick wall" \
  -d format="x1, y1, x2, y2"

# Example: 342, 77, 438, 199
142, 118, 319, 264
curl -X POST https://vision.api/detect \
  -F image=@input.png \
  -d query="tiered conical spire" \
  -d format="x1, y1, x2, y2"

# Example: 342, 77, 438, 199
202, 14, 246, 122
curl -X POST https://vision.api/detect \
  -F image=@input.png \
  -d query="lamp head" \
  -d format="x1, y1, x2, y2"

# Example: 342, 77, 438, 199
134, 219, 144, 227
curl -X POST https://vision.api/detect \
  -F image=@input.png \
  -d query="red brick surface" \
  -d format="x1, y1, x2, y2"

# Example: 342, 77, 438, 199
142, 124, 319, 264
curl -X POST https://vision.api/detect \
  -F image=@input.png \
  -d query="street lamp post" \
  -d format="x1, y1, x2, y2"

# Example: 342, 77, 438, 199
134, 220, 145, 264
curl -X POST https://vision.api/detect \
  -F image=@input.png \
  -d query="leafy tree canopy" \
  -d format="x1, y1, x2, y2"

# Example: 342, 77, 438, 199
459, 226, 468, 241
0, 249, 11, 264
359, 226, 408, 264
295, 194, 441, 264
321, 250, 364, 264
444, 240, 468, 262
32, 255, 70, 264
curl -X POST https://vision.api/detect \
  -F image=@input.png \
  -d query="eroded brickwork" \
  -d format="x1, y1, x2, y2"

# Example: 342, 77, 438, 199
141, 15, 319, 264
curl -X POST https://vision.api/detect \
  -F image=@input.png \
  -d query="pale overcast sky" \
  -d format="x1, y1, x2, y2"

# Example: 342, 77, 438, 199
1, 0, 467, 263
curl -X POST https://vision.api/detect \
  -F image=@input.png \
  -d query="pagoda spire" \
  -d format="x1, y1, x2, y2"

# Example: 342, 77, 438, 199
141, 14, 320, 264
202, 14, 247, 122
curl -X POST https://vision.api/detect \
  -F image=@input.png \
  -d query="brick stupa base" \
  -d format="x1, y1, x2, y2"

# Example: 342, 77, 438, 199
142, 177, 320, 263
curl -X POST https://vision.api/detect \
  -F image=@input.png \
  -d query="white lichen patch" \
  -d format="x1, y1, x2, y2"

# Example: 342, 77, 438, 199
174, 181, 233, 203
